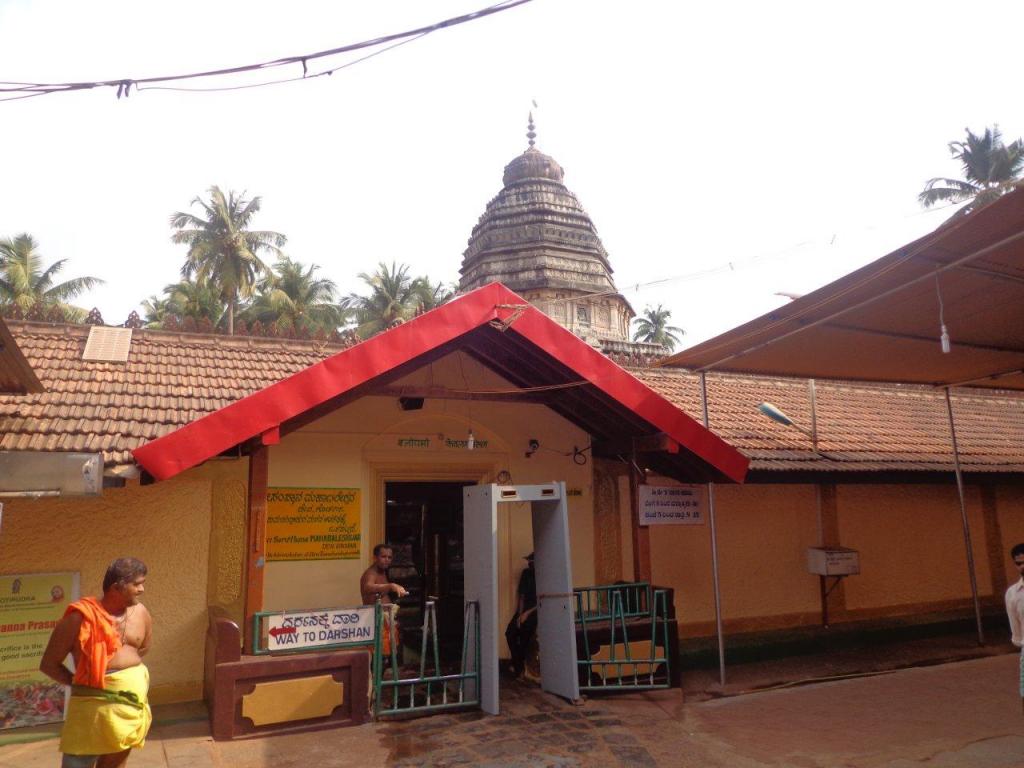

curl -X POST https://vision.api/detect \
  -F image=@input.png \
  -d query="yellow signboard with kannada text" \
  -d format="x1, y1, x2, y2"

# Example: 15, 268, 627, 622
266, 487, 361, 561
0, 571, 79, 729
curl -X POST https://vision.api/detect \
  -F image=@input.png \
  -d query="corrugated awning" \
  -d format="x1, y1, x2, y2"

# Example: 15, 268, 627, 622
0, 316, 43, 394
133, 283, 749, 484
660, 188, 1024, 390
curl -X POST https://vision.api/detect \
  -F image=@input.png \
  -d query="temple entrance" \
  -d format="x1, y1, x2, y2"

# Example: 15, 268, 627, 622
384, 480, 473, 665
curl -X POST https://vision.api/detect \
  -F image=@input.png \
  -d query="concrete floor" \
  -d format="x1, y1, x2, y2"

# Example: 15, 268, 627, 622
2, 643, 1021, 767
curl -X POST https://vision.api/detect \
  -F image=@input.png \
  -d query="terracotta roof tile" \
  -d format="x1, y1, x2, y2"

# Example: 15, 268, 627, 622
630, 367, 1024, 473
0, 321, 343, 470
2, 320, 1023, 475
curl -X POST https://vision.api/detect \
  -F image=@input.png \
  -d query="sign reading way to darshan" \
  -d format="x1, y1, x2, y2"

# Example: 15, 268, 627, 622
263, 606, 375, 652
0, 572, 79, 730
638, 484, 706, 525
266, 487, 361, 561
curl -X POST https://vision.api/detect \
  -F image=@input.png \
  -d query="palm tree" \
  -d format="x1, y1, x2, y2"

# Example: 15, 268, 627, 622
169, 186, 286, 334
0, 234, 102, 320
632, 305, 684, 350
246, 256, 346, 334
412, 278, 455, 313
163, 278, 226, 328
347, 261, 421, 339
919, 125, 1024, 213
141, 295, 171, 328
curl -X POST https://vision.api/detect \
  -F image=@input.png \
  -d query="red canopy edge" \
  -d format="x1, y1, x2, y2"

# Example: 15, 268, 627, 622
132, 282, 748, 483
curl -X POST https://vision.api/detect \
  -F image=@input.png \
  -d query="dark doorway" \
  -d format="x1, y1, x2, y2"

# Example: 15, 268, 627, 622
384, 481, 472, 664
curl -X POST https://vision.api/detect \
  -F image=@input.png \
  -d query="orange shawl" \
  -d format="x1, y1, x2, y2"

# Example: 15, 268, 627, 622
66, 597, 122, 688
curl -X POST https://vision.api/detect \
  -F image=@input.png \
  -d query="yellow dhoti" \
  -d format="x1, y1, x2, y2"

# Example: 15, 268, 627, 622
60, 664, 152, 756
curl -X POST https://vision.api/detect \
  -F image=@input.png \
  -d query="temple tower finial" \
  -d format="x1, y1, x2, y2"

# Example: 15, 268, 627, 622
527, 111, 536, 148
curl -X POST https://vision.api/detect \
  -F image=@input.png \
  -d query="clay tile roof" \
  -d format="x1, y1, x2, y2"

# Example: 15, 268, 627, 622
631, 367, 1024, 473
2, 319, 1024, 475
0, 321, 345, 469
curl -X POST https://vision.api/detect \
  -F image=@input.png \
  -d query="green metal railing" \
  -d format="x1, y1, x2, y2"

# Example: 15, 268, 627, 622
574, 582, 671, 691
373, 599, 480, 718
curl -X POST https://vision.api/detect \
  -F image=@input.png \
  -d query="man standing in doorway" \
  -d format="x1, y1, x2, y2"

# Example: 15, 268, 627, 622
361, 544, 408, 658
1006, 543, 1024, 713
360, 544, 409, 605
40, 557, 152, 768
505, 552, 537, 678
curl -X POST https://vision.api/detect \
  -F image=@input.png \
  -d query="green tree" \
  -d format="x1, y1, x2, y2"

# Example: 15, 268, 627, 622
169, 186, 286, 334
632, 304, 684, 350
162, 278, 226, 328
141, 294, 171, 328
246, 256, 346, 334
919, 125, 1024, 213
412, 278, 456, 312
0, 233, 102, 320
347, 261, 421, 339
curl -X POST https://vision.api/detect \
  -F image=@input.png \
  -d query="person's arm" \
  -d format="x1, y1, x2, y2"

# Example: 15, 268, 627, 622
39, 612, 81, 686
1008, 590, 1023, 648
360, 572, 408, 599
138, 605, 153, 657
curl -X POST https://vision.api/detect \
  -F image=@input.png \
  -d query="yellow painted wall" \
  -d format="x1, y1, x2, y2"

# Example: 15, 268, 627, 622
838, 484, 993, 610
639, 478, 1009, 636
263, 350, 594, 632
0, 474, 214, 704
997, 485, 1024, 587
644, 483, 821, 627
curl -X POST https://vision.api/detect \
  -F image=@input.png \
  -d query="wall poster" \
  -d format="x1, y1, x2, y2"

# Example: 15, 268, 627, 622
0, 571, 79, 729
266, 487, 361, 561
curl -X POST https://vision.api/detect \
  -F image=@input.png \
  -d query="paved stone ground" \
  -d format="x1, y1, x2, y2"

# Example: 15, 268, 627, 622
3, 648, 1023, 767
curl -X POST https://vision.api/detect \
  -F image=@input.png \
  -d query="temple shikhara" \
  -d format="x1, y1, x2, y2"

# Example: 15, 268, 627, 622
460, 115, 664, 360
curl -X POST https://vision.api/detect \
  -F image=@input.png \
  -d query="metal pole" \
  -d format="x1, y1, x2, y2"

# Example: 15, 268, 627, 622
700, 372, 727, 687
945, 387, 985, 645
808, 379, 819, 454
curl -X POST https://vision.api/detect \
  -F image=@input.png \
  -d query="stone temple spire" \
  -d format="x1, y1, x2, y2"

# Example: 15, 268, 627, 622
458, 115, 642, 350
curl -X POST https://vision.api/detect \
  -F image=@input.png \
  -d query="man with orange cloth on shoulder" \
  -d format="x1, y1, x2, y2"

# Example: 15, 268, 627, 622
40, 558, 153, 768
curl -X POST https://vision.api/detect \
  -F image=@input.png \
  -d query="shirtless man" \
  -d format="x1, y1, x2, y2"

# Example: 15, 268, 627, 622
40, 558, 153, 768
360, 544, 409, 605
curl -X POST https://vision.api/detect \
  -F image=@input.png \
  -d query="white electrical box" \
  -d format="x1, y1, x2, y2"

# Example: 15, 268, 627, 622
807, 547, 860, 576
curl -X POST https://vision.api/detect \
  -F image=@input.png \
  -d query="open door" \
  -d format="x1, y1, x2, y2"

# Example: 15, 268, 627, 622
463, 483, 579, 715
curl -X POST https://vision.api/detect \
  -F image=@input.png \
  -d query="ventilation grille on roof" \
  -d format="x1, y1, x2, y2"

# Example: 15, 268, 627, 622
83, 326, 133, 363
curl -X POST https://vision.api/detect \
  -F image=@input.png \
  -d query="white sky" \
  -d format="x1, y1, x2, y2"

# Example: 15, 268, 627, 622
1, 0, 1020, 347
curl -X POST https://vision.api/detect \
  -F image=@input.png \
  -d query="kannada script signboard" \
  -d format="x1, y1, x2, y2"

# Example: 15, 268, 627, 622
0, 572, 79, 729
638, 484, 706, 525
266, 487, 361, 561
263, 606, 375, 652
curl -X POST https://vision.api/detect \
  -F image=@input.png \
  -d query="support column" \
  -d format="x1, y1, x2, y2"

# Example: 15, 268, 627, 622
243, 444, 270, 655
945, 387, 985, 646
628, 445, 651, 582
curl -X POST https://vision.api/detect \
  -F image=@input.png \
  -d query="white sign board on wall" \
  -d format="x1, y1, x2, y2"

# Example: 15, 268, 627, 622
263, 606, 375, 652
638, 484, 706, 525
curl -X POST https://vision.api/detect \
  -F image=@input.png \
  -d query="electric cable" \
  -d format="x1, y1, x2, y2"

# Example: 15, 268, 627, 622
0, 0, 533, 101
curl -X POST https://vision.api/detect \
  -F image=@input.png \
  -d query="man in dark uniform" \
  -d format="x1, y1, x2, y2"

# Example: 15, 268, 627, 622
505, 552, 537, 678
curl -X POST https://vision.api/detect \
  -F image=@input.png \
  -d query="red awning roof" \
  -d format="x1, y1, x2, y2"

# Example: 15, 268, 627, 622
133, 283, 748, 484
660, 188, 1024, 390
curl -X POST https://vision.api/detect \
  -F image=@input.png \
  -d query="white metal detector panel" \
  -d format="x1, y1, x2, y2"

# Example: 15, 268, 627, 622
531, 482, 580, 704
463, 483, 580, 715
463, 484, 498, 713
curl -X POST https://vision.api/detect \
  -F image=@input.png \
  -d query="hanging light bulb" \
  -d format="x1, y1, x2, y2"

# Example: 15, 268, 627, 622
467, 429, 475, 451
935, 274, 951, 354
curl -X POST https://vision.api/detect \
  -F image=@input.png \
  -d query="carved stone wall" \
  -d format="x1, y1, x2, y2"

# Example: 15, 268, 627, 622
593, 458, 625, 584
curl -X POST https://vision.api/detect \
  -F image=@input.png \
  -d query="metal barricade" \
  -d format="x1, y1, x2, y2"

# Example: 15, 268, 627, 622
373, 599, 481, 718
574, 582, 671, 691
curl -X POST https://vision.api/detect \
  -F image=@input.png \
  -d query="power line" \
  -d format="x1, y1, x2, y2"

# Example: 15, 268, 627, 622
532, 199, 965, 310
0, 0, 533, 102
